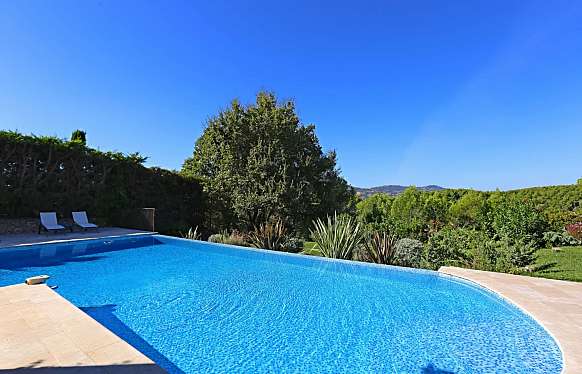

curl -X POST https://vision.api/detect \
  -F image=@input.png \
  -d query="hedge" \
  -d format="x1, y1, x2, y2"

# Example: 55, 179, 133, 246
0, 131, 203, 232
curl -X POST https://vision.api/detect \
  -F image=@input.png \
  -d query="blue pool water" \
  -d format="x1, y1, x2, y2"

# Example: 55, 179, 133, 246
0, 235, 562, 373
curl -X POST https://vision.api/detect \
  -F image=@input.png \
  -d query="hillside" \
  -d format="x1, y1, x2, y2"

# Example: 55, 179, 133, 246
354, 185, 444, 198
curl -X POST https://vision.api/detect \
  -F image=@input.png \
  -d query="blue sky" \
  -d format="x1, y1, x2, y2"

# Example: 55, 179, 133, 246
1, 0, 581, 190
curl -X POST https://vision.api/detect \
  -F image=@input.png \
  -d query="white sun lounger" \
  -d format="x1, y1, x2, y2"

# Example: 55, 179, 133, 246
72, 211, 98, 230
39, 212, 66, 233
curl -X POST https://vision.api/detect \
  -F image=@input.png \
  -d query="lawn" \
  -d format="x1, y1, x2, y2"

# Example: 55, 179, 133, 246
532, 246, 582, 282
301, 241, 322, 256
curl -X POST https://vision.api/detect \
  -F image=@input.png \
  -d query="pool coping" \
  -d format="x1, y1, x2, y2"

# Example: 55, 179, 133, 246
0, 231, 157, 250
0, 283, 165, 372
439, 266, 582, 374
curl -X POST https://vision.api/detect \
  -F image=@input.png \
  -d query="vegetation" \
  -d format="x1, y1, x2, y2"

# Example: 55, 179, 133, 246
543, 230, 580, 247
353, 183, 582, 277
181, 226, 201, 240
310, 213, 364, 259
207, 231, 248, 247
393, 238, 423, 268
247, 219, 288, 251
0, 130, 203, 232
566, 223, 582, 240
361, 231, 398, 264
4, 93, 581, 282
181, 91, 354, 235
533, 247, 582, 282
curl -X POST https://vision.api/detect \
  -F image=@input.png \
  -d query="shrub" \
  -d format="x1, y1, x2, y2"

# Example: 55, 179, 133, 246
247, 219, 288, 251
208, 233, 226, 243
545, 210, 582, 231
208, 231, 248, 247
393, 238, 424, 268
543, 231, 580, 247
283, 237, 304, 253
566, 222, 582, 241
425, 228, 489, 269
310, 213, 364, 259
496, 238, 537, 270
490, 198, 547, 247
362, 231, 398, 264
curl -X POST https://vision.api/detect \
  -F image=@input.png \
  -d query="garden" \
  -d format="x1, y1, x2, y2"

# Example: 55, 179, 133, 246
2, 92, 581, 282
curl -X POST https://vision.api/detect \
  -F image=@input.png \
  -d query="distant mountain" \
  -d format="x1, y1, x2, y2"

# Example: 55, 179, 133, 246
354, 185, 445, 198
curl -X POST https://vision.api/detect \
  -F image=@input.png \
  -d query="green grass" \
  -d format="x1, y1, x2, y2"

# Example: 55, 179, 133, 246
532, 246, 582, 282
301, 241, 322, 256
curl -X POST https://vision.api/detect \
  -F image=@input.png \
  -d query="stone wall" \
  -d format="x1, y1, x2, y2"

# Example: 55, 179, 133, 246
0, 218, 78, 234
0, 218, 40, 234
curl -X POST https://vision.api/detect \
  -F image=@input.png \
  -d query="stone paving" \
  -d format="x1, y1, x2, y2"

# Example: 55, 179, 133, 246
440, 266, 582, 374
0, 228, 152, 248
0, 284, 165, 373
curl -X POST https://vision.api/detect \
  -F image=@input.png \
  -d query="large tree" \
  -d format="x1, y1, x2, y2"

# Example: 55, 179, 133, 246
182, 92, 354, 233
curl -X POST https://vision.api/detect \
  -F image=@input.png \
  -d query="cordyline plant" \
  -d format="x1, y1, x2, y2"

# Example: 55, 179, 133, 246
247, 219, 288, 251
181, 226, 200, 240
566, 222, 582, 240
310, 213, 364, 259
363, 231, 398, 265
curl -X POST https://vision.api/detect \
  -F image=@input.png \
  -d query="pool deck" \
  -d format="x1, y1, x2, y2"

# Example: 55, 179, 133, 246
440, 266, 582, 374
0, 228, 153, 248
0, 283, 165, 373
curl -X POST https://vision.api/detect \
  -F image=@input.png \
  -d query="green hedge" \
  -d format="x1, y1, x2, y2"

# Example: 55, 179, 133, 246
0, 131, 203, 232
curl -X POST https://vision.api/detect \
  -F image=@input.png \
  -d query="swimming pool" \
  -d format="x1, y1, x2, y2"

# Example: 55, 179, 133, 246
0, 235, 562, 373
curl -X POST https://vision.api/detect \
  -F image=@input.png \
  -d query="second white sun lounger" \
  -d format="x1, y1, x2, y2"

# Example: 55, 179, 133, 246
72, 211, 98, 230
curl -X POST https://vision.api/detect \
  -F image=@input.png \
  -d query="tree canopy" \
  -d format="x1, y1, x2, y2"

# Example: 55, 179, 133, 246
70, 129, 87, 145
181, 92, 354, 233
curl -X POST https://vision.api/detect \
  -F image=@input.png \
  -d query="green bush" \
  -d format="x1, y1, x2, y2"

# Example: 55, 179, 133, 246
490, 198, 547, 247
362, 231, 398, 264
393, 238, 424, 268
543, 231, 580, 247
283, 237, 304, 253
425, 228, 490, 270
310, 213, 364, 259
495, 238, 537, 270
545, 210, 582, 231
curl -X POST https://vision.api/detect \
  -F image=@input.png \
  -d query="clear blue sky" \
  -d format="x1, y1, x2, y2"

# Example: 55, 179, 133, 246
1, 1, 581, 190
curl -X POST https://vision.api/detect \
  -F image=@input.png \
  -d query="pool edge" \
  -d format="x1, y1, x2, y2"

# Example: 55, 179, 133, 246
0, 283, 166, 372
439, 267, 582, 374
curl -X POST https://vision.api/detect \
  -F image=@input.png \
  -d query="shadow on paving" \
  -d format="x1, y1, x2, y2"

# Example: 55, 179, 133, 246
81, 304, 184, 374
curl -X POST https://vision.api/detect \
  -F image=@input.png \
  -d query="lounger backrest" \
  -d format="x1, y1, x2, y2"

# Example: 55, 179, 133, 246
72, 211, 89, 225
40, 212, 58, 226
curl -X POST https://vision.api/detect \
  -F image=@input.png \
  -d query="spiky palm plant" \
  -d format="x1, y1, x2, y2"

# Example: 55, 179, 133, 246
363, 231, 398, 264
310, 213, 364, 259
248, 219, 288, 251
181, 226, 200, 240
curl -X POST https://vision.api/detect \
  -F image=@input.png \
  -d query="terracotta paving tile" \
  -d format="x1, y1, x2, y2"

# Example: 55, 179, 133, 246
440, 266, 582, 374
